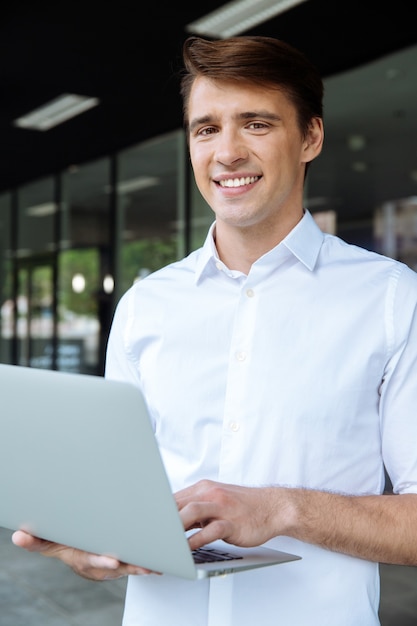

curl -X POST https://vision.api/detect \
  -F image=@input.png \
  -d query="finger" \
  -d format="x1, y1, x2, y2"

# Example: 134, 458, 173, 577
179, 500, 234, 546
179, 501, 219, 529
175, 479, 215, 508
55, 548, 160, 580
84, 553, 156, 576
84, 558, 156, 580
12, 530, 158, 579
12, 530, 54, 553
187, 519, 232, 550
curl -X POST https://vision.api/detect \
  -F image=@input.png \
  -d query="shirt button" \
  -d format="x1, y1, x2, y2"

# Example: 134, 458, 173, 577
229, 421, 240, 432
215, 262, 223, 271
235, 351, 246, 361
246, 288, 254, 298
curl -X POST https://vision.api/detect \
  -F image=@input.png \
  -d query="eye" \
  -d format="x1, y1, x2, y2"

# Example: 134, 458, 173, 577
247, 121, 269, 130
198, 126, 217, 137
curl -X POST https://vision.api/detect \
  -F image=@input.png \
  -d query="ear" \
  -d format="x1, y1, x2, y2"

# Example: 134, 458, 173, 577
301, 117, 324, 163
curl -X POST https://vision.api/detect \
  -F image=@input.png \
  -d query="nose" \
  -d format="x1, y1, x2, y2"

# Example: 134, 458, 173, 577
214, 128, 248, 166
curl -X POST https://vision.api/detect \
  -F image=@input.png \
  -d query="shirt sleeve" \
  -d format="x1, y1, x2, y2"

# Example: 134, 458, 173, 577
380, 263, 417, 494
104, 287, 141, 388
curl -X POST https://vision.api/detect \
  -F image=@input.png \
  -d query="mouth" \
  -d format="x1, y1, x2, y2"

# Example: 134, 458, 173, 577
217, 175, 260, 188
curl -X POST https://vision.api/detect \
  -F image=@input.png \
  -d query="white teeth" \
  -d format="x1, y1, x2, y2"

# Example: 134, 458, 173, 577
219, 176, 259, 188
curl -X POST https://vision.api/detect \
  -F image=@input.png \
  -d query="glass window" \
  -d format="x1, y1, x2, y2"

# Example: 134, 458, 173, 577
117, 131, 184, 297
306, 44, 417, 258
16, 178, 56, 368
59, 158, 111, 375
17, 262, 54, 368
374, 199, 417, 271
17, 178, 56, 257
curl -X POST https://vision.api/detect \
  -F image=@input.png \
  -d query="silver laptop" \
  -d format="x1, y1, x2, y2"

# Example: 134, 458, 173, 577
0, 363, 300, 580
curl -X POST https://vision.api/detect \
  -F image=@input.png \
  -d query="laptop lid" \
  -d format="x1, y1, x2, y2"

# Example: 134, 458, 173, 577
0, 364, 300, 580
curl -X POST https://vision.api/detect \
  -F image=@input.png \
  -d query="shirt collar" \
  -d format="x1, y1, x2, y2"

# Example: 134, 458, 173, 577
282, 209, 324, 270
194, 210, 324, 284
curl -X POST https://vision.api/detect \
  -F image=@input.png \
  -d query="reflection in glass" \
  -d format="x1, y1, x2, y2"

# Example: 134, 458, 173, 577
58, 248, 100, 373
374, 198, 417, 271
117, 132, 184, 295
17, 178, 56, 257
59, 158, 111, 375
17, 264, 54, 369
15, 179, 56, 368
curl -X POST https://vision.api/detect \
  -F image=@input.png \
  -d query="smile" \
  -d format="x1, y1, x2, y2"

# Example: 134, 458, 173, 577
218, 176, 260, 188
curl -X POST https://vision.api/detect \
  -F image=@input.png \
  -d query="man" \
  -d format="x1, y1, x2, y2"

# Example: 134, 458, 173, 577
13, 35, 417, 625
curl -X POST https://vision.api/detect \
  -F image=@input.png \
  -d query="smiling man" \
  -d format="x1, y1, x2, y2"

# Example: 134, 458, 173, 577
187, 75, 323, 273
13, 36, 417, 626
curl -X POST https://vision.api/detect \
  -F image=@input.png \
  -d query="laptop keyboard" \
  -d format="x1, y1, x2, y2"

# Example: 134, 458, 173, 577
192, 547, 243, 564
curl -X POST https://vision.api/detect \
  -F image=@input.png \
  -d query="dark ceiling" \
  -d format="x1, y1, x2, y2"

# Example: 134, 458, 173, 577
1, 0, 416, 195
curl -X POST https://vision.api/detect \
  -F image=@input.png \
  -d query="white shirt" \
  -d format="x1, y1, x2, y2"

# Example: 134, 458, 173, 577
105, 210, 417, 626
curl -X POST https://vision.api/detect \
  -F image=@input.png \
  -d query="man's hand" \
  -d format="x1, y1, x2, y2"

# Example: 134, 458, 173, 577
12, 530, 159, 580
175, 479, 291, 551
177, 480, 417, 566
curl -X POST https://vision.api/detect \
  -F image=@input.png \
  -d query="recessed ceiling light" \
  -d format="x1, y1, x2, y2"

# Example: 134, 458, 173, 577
104, 176, 160, 194
347, 134, 366, 151
13, 94, 99, 131
25, 202, 57, 217
351, 161, 368, 172
186, 0, 309, 38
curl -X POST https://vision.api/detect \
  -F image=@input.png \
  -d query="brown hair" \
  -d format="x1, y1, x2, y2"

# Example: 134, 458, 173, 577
180, 36, 324, 139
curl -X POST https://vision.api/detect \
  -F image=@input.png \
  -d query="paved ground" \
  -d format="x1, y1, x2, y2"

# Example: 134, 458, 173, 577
0, 527, 126, 626
1, 526, 417, 625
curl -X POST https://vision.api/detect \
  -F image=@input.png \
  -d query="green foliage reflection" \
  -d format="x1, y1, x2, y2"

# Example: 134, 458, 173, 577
120, 237, 178, 294
58, 249, 99, 317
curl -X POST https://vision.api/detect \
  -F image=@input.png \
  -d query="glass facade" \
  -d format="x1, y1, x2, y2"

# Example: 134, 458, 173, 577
14, 178, 57, 369
116, 132, 186, 296
57, 158, 112, 374
0, 130, 195, 375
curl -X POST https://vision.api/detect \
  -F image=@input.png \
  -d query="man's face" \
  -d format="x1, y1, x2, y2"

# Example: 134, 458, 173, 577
187, 76, 322, 233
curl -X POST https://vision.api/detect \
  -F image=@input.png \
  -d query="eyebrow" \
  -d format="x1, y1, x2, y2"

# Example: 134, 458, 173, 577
189, 110, 281, 134
189, 115, 212, 134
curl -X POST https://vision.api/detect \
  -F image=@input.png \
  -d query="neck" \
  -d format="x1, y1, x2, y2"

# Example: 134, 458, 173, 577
214, 211, 304, 274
